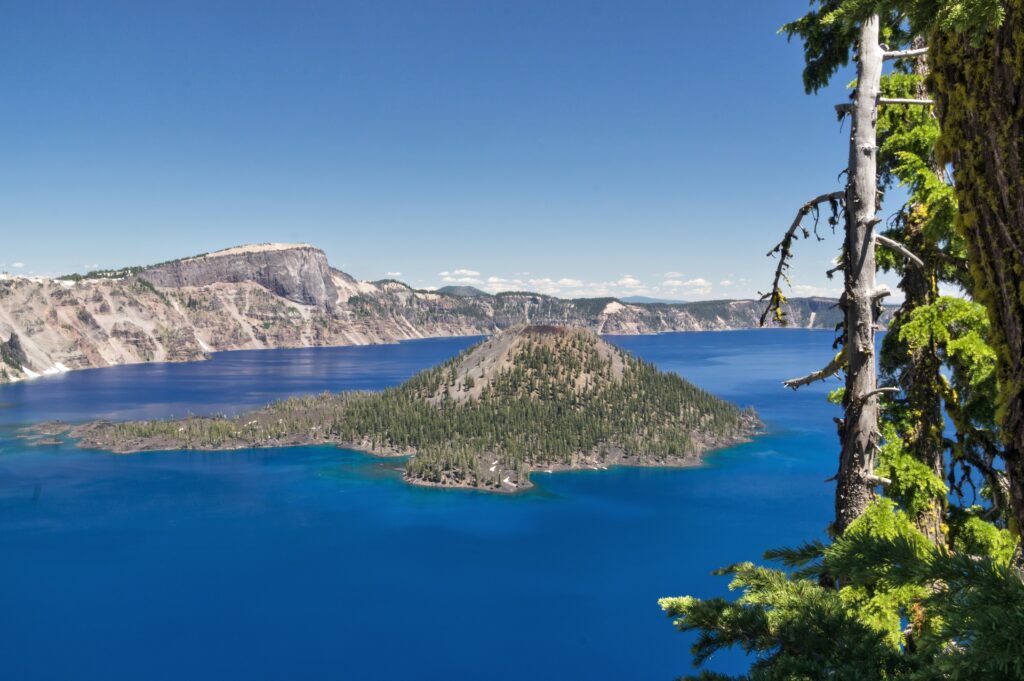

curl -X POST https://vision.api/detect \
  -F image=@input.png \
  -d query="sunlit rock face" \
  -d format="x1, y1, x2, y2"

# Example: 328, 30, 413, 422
0, 243, 878, 383
137, 243, 340, 309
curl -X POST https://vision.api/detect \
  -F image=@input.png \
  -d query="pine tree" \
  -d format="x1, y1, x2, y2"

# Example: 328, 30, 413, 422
659, 4, 1024, 677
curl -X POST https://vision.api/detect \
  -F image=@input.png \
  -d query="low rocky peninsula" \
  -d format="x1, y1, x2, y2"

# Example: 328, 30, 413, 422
31, 325, 761, 492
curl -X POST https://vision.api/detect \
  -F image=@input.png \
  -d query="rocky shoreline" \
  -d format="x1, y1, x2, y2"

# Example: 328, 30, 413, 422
22, 419, 758, 494
19, 325, 762, 494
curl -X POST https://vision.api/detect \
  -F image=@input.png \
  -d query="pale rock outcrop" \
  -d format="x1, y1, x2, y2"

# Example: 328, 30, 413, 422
138, 244, 339, 309
0, 243, 880, 383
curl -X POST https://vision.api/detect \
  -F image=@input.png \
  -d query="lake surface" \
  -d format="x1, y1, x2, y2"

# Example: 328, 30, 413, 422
0, 330, 840, 680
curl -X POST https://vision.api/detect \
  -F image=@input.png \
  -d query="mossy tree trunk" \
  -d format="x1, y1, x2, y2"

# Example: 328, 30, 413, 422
931, 0, 1024, 546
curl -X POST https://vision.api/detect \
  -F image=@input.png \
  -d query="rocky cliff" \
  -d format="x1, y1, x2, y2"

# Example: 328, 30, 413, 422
0, 243, 866, 384
137, 244, 339, 309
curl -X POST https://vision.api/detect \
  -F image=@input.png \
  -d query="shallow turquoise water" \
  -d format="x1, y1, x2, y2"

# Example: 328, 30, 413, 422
0, 330, 840, 679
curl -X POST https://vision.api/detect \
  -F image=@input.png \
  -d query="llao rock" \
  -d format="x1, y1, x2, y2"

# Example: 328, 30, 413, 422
136, 244, 339, 309
0, 242, 892, 384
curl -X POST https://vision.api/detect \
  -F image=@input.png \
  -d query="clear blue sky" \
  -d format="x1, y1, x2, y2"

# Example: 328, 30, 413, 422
1, 0, 887, 300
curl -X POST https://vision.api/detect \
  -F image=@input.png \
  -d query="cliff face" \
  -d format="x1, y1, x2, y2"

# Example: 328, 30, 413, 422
137, 244, 339, 309
0, 243, 865, 383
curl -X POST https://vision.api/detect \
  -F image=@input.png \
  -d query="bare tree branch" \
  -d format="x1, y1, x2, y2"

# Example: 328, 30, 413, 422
875, 233, 925, 267
883, 47, 928, 60
859, 386, 901, 402
878, 97, 935, 106
783, 349, 847, 390
871, 285, 892, 300
760, 192, 845, 327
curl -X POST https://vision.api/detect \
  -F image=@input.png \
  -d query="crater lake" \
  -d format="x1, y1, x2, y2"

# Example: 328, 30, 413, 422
0, 330, 839, 680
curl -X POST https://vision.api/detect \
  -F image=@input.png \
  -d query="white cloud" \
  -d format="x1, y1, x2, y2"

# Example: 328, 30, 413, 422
441, 276, 483, 285
12, 262, 25, 269
385, 271, 402, 277
790, 283, 842, 298
662, 277, 712, 295
483, 276, 519, 292
663, 271, 683, 278
719, 279, 733, 286
481, 274, 635, 297
483, 276, 565, 295
439, 268, 483, 285
446, 270, 733, 300
525, 278, 562, 295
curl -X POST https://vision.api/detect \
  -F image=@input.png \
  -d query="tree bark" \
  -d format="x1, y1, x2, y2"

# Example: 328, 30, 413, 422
834, 15, 884, 536
931, 1, 1024, 547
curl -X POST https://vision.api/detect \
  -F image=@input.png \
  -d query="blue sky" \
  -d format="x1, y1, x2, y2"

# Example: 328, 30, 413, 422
0, 1, 891, 300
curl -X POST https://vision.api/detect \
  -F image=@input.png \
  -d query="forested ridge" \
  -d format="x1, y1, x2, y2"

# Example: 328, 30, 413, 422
70, 326, 757, 491
659, 2, 1024, 679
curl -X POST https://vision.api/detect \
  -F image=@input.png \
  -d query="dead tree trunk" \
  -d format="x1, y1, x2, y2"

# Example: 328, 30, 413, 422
767, 16, 921, 536
834, 15, 884, 536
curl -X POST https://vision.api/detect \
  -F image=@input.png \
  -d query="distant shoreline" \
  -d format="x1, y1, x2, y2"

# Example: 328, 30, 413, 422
0, 326, 840, 388
1, 246, 861, 386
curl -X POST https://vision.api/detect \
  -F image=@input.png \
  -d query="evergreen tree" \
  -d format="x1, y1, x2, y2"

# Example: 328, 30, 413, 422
660, 4, 1024, 678
81, 327, 757, 491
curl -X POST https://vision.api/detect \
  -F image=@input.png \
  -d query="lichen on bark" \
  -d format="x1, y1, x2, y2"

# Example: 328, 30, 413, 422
930, 0, 1024, 544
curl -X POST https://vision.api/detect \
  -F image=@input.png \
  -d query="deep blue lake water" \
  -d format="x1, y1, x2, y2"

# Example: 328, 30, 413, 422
0, 330, 840, 680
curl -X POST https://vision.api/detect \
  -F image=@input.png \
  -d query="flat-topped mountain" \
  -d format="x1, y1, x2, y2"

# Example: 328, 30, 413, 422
135, 243, 340, 309
0, 242, 877, 384
59, 325, 760, 491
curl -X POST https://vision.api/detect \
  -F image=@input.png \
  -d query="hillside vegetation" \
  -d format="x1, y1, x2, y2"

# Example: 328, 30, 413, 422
67, 326, 758, 491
